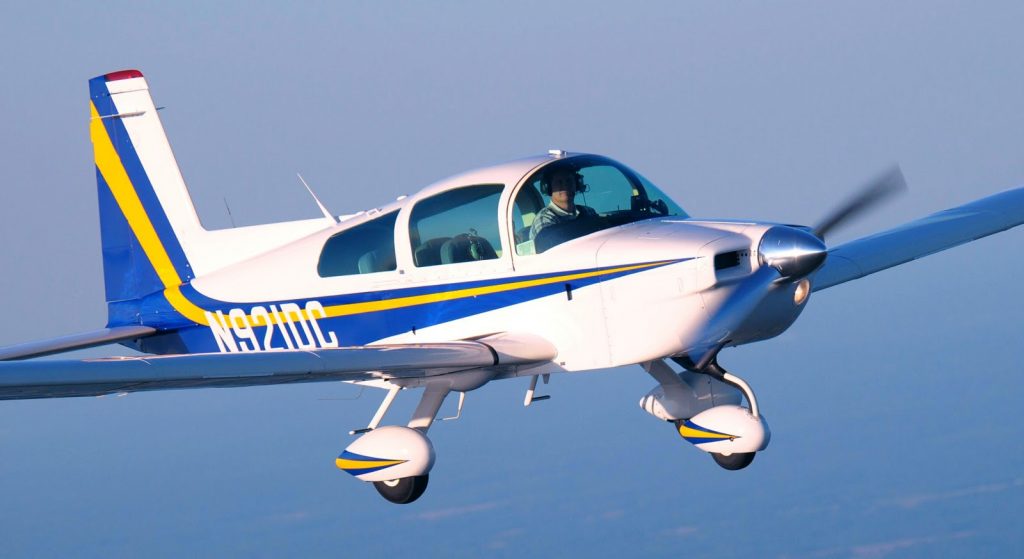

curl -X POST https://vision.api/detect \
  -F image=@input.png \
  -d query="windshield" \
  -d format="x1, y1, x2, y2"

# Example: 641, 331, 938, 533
511, 156, 687, 255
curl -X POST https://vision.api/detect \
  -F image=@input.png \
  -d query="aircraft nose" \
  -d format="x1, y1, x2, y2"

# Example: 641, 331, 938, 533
757, 226, 827, 279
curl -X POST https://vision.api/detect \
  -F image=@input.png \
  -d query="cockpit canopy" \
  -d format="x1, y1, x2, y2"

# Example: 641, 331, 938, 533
513, 155, 687, 254
317, 154, 688, 276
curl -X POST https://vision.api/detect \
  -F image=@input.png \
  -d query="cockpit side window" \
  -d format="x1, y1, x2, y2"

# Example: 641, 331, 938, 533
409, 184, 504, 267
317, 211, 399, 277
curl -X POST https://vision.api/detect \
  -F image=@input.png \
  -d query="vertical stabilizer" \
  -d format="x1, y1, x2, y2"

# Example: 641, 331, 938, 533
89, 70, 204, 321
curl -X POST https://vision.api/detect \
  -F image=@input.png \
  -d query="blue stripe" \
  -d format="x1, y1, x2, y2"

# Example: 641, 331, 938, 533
135, 259, 688, 353
337, 450, 405, 477
89, 75, 194, 284
340, 465, 400, 476
178, 259, 686, 316
338, 451, 389, 462
96, 168, 165, 310
683, 436, 736, 445
682, 420, 734, 438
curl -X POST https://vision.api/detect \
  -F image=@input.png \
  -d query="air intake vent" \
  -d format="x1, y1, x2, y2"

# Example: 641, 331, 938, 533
714, 251, 741, 270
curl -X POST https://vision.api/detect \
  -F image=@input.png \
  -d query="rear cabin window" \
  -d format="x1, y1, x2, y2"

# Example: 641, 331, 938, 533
408, 184, 503, 267
317, 211, 399, 277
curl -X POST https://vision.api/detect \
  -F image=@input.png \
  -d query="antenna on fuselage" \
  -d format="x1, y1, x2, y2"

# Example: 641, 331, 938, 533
222, 197, 237, 228
297, 173, 339, 224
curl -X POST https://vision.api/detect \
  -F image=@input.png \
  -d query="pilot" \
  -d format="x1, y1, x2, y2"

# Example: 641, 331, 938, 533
530, 168, 597, 240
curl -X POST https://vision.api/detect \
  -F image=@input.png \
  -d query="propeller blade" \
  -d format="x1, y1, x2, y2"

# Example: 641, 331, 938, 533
687, 265, 782, 369
812, 166, 907, 240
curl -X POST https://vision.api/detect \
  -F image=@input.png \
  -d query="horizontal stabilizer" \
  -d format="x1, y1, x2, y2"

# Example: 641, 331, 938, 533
0, 326, 156, 361
813, 186, 1024, 291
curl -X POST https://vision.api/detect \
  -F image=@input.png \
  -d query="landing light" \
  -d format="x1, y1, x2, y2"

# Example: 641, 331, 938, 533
794, 278, 811, 306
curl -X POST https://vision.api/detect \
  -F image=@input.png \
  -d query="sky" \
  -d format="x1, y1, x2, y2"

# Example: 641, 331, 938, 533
1, 1, 1022, 557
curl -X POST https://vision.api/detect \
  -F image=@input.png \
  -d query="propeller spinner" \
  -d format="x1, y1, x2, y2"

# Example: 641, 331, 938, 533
686, 166, 907, 369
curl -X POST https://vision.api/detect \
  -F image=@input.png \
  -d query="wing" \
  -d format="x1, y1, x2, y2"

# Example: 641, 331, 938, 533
813, 187, 1024, 291
0, 332, 556, 400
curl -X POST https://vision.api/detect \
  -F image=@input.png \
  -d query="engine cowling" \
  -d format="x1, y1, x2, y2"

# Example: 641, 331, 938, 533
676, 405, 770, 454
336, 426, 435, 482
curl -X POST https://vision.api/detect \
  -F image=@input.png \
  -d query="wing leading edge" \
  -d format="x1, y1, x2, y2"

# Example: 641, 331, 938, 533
812, 186, 1024, 291
0, 333, 557, 401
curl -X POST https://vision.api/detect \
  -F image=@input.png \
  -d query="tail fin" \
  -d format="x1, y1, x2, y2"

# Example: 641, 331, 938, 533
89, 70, 204, 321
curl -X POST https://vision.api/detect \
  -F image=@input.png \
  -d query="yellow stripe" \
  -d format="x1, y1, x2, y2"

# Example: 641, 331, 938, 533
90, 102, 182, 290
335, 458, 406, 470
678, 424, 735, 440
209, 260, 669, 327
90, 103, 212, 326
319, 261, 671, 319
166, 285, 212, 325
90, 104, 674, 330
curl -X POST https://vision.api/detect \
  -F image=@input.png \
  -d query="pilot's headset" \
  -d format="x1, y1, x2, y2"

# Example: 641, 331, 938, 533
540, 167, 588, 197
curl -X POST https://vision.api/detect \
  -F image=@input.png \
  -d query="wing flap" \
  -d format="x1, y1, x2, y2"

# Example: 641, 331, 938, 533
812, 187, 1024, 291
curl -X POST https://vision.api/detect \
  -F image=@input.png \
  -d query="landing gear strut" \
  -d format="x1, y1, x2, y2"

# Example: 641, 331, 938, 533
680, 356, 761, 420
371, 384, 451, 504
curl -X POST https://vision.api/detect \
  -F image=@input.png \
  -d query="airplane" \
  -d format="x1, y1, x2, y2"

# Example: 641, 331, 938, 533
2, 69, 1023, 505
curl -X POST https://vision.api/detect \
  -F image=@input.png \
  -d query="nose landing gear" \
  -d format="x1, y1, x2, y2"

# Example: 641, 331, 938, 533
639, 355, 770, 471
693, 357, 763, 471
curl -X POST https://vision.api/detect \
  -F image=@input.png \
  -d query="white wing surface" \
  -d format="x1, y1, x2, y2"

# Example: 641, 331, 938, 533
813, 187, 1024, 291
0, 333, 556, 400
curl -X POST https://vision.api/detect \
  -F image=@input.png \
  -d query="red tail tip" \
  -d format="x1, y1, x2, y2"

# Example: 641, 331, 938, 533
104, 69, 144, 81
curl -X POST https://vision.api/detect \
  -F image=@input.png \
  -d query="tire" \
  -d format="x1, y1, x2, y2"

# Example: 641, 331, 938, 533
373, 475, 430, 504
711, 452, 756, 471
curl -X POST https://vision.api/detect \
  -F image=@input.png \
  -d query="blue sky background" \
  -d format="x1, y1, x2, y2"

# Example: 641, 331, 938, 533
1, 1, 1022, 557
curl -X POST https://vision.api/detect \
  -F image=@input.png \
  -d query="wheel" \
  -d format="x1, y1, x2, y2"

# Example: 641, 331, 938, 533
711, 452, 756, 471
373, 474, 429, 504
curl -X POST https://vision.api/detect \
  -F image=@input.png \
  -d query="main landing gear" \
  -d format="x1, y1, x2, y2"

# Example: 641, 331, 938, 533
336, 371, 489, 505
335, 384, 453, 504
